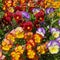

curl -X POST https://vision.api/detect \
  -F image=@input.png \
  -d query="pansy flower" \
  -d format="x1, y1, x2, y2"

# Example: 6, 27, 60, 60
8, 7, 14, 13
46, 8, 55, 14
3, 12, 13, 22
23, 21, 33, 31
14, 6, 21, 11
3, 16, 11, 22
11, 51, 20, 60
50, 27, 58, 33
47, 40, 60, 54
34, 20, 40, 28
6, 33, 15, 43
22, 11, 30, 19
27, 50, 36, 59
12, 0, 18, 7
37, 44, 47, 54
14, 45, 24, 54
5, 0, 13, 7
28, 7, 34, 12
15, 27, 24, 38
32, 8, 40, 15
33, 33, 43, 44
36, 27, 46, 37
11, 45, 24, 60
14, 11, 22, 23
50, 27, 60, 38
27, 39, 36, 47
52, 31, 60, 38
26, 43, 32, 50
24, 32, 33, 41
2, 40, 12, 51
35, 9, 44, 22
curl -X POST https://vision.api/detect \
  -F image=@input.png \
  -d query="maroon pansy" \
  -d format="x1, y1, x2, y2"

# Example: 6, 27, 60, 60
14, 11, 22, 23
23, 21, 33, 31
34, 20, 40, 28
35, 9, 44, 22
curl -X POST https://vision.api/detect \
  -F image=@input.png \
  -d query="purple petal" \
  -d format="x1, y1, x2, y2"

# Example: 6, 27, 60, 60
49, 27, 58, 33
22, 11, 30, 19
56, 37, 60, 43
46, 8, 54, 14
36, 27, 46, 34
47, 40, 60, 48
46, 8, 50, 14
32, 8, 40, 13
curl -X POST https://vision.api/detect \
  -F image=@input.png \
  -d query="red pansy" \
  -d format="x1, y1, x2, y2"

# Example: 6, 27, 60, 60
35, 9, 44, 22
14, 11, 22, 23
34, 20, 40, 28
23, 21, 33, 31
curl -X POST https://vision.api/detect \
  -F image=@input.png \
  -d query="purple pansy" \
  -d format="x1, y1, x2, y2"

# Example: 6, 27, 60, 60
32, 8, 40, 13
36, 27, 46, 36
47, 40, 60, 48
22, 11, 30, 19
36, 27, 46, 34
49, 27, 59, 33
46, 8, 54, 14
47, 40, 60, 54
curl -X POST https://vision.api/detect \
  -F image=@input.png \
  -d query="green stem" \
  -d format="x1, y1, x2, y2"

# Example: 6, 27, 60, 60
51, 19, 58, 27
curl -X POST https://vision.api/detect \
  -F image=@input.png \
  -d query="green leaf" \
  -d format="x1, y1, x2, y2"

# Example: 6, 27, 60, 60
0, 3, 3, 8
15, 38, 26, 45
30, 14, 35, 22
0, 0, 2, 2
0, 11, 4, 18
49, 36, 55, 40
0, 29, 4, 35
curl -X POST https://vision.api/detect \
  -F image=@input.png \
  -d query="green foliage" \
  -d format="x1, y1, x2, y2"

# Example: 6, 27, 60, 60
0, 11, 4, 18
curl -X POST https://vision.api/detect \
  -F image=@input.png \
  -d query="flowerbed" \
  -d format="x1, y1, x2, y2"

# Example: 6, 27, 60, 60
0, 0, 60, 60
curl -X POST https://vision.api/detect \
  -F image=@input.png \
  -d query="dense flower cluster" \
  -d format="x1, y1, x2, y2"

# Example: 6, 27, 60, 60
0, 0, 60, 60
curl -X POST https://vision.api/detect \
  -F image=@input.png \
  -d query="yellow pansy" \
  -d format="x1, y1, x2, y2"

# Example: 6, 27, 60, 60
15, 27, 24, 38
6, 0, 12, 7
37, 45, 46, 54
52, 31, 60, 38
49, 45, 59, 54
6, 34, 15, 43
11, 51, 20, 60
26, 44, 32, 50
15, 31, 24, 38
34, 34, 42, 43
15, 46, 24, 54
27, 50, 35, 59
2, 44, 12, 51
2, 39, 12, 51
13, 0, 18, 7
8, 7, 14, 13
15, 27, 23, 32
